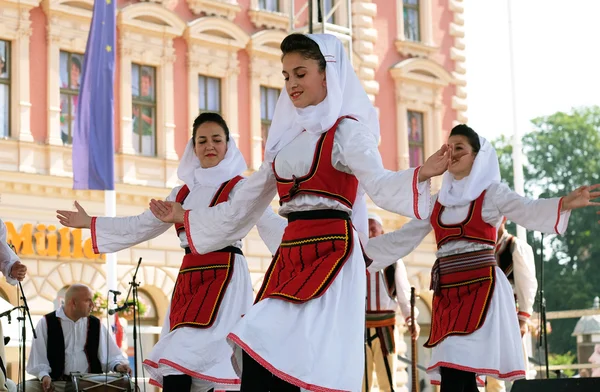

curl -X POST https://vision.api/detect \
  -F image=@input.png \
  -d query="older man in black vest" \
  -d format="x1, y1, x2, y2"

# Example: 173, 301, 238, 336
24, 284, 131, 392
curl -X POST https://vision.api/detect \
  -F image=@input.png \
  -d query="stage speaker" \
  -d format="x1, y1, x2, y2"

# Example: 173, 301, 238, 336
512, 378, 600, 391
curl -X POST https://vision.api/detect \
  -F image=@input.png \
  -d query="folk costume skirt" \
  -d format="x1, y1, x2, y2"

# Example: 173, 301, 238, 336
425, 250, 526, 386
227, 210, 367, 392
143, 248, 253, 392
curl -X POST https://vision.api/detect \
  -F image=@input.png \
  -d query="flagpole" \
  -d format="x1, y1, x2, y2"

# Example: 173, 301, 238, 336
507, 0, 526, 241
105, 190, 118, 292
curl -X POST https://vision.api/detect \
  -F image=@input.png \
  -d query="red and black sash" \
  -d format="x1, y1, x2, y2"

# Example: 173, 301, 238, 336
255, 210, 354, 304
169, 176, 243, 331
425, 250, 497, 348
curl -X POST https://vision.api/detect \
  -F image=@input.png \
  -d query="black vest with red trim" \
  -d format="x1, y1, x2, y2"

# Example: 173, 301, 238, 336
45, 311, 102, 380
173, 176, 244, 236
383, 264, 396, 298
273, 116, 359, 209
496, 235, 516, 282
430, 190, 497, 249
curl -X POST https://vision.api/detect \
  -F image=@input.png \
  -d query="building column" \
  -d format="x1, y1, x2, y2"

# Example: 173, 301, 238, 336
396, 96, 409, 171
249, 67, 262, 171
15, 8, 33, 143
46, 30, 62, 146
159, 51, 178, 161
224, 65, 240, 144
118, 41, 135, 155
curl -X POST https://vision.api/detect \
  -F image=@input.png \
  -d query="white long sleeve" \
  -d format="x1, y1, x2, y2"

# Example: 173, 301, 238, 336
92, 187, 180, 254
332, 120, 431, 219
489, 183, 570, 234
27, 309, 128, 380
185, 162, 278, 255
394, 259, 415, 320
511, 237, 537, 320
366, 217, 433, 272
0, 219, 18, 286
256, 206, 288, 255
185, 120, 433, 254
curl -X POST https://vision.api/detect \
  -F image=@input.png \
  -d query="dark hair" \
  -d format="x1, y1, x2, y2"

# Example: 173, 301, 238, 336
192, 112, 230, 145
450, 124, 480, 153
280, 33, 326, 72
71, 56, 82, 72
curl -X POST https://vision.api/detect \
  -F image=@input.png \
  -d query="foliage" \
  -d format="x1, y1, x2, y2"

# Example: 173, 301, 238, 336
492, 106, 600, 355
548, 351, 577, 378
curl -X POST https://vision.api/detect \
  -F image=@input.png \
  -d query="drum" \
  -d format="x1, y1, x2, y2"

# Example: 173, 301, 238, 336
67, 373, 133, 392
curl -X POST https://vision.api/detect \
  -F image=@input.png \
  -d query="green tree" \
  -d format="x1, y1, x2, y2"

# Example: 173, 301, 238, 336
493, 106, 600, 355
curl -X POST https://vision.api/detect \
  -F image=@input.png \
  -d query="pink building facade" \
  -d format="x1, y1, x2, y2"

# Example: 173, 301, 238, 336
0, 0, 466, 388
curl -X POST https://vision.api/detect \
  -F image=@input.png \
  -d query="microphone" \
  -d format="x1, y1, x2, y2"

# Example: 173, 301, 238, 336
109, 290, 121, 305
108, 301, 135, 316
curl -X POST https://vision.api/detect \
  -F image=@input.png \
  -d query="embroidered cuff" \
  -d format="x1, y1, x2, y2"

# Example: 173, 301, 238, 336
554, 197, 571, 235
91, 217, 99, 254
518, 311, 531, 321
183, 210, 199, 254
412, 166, 431, 220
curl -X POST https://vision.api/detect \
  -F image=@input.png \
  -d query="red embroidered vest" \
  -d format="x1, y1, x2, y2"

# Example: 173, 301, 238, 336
272, 116, 359, 209
173, 176, 244, 236
430, 190, 497, 249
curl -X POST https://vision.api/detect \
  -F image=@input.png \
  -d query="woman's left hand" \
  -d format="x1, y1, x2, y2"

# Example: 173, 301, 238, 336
149, 200, 186, 223
561, 184, 600, 211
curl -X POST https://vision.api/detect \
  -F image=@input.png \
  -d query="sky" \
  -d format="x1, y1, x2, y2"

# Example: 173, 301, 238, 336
463, 0, 600, 142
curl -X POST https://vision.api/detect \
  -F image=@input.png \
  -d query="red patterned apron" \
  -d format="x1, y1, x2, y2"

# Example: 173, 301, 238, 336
256, 117, 363, 304
425, 191, 498, 347
169, 176, 243, 331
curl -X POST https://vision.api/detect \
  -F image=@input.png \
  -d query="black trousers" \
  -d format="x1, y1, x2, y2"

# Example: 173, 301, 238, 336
240, 351, 300, 392
163, 375, 215, 392
440, 367, 478, 392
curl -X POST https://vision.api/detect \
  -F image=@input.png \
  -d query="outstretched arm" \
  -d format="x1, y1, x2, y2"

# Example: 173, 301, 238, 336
57, 189, 178, 254
150, 162, 278, 254
335, 121, 457, 220
365, 216, 433, 271
0, 219, 24, 284
493, 183, 600, 234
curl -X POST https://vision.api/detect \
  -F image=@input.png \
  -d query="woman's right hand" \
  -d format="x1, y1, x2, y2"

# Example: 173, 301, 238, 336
56, 201, 92, 228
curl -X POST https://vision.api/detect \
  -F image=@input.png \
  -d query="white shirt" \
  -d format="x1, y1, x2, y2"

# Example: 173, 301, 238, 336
366, 260, 414, 320
496, 232, 537, 320
366, 183, 570, 270
0, 218, 19, 286
93, 180, 282, 255
185, 119, 430, 254
26, 307, 127, 381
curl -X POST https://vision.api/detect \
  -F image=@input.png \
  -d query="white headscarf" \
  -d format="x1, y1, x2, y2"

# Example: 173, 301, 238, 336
438, 136, 501, 207
367, 213, 383, 226
177, 137, 247, 190
263, 33, 380, 244
263, 33, 380, 162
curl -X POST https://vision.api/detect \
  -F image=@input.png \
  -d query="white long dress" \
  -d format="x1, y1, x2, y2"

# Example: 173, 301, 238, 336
366, 183, 570, 386
91, 180, 280, 392
184, 119, 431, 392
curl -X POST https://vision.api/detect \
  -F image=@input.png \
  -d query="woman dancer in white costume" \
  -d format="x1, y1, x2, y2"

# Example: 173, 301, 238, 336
57, 113, 284, 392
148, 33, 454, 392
366, 124, 600, 392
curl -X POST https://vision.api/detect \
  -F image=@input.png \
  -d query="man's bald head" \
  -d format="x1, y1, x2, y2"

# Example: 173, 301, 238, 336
65, 284, 92, 303
63, 284, 94, 321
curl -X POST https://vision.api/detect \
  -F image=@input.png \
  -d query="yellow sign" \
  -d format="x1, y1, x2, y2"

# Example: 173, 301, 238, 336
5, 222, 104, 261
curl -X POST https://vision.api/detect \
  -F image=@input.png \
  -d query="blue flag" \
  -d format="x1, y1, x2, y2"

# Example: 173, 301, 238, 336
72, 0, 116, 190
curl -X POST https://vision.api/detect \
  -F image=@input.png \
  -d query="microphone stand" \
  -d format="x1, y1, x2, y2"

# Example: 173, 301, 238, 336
113, 258, 142, 391
537, 233, 550, 379
17, 282, 36, 392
